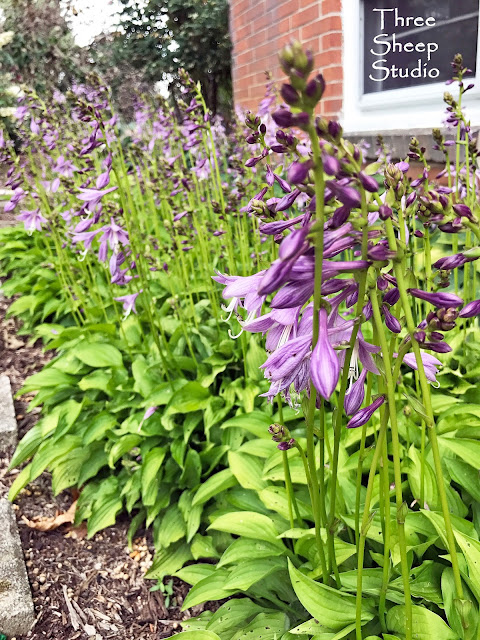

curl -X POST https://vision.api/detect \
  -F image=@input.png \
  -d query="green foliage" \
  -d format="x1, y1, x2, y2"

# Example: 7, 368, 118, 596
114, 0, 232, 115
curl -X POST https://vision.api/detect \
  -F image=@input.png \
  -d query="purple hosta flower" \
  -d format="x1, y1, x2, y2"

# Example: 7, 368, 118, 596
41, 178, 61, 194
402, 352, 442, 384
323, 154, 341, 177
406, 192, 417, 207
330, 205, 351, 229
193, 157, 212, 181
275, 189, 301, 212
327, 181, 362, 208
396, 161, 410, 173
240, 187, 269, 213
214, 270, 266, 336
260, 214, 306, 235
453, 203, 474, 220
53, 155, 78, 178
71, 229, 101, 253
311, 308, 340, 399
433, 253, 469, 270
98, 218, 129, 262
277, 438, 295, 451
378, 204, 393, 220
114, 290, 142, 319
243, 306, 301, 353
77, 186, 118, 213
96, 169, 111, 190
288, 160, 313, 185
30, 118, 40, 135
459, 299, 480, 318
358, 171, 379, 193
409, 288, 464, 308
347, 396, 385, 429
382, 304, 401, 333
344, 368, 367, 415
138, 406, 158, 431
383, 287, 400, 306
4, 187, 25, 213
368, 243, 396, 262
16, 209, 47, 234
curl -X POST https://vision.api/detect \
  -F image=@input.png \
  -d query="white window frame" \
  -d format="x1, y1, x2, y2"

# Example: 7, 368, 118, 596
342, 0, 480, 133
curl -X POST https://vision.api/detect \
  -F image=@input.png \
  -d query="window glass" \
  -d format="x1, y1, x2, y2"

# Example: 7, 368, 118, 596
363, 0, 479, 94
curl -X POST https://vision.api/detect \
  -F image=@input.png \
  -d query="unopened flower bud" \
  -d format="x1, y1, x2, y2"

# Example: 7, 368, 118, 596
280, 83, 300, 106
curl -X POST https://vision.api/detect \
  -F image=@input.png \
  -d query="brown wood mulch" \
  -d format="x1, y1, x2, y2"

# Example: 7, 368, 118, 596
0, 291, 215, 640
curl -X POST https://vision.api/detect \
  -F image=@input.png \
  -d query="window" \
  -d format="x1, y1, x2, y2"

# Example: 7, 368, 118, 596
363, 0, 479, 94
342, 0, 480, 133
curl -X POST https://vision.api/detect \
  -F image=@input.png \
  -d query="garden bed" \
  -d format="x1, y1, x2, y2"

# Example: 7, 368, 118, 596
0, 290, 216, 640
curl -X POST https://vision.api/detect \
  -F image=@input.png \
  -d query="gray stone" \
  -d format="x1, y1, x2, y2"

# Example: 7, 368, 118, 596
0, 499, 35, 636
0, 376, 17, 449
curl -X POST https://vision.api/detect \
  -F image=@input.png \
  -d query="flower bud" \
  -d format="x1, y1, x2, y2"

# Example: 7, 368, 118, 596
347, 395, 385, 429
378, 204, 393, 220
280, 83, 301, 106
358, 171, 379, 193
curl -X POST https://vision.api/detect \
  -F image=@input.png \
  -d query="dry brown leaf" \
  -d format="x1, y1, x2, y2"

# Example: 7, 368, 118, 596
65, 521, 88, 540
21, 500, 77, 531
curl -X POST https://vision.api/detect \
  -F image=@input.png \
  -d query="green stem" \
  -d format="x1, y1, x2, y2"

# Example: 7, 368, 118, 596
384, 218, 465, 601
370, 287, 413, 640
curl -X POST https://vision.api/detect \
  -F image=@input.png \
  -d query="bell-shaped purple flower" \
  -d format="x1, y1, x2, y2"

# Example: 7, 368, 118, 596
358, 171, 379, 193
382, 304, 401, 333
347, 395, 385, 429
383, 287, 400, 306
409, 288, 464, 308
288, 160, 313, 185
459, 299, 480, 318
310, 308, 340, 400
344, 368, 367, 415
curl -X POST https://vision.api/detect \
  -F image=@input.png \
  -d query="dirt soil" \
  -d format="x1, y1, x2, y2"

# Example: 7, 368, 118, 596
0, 292, 214, 640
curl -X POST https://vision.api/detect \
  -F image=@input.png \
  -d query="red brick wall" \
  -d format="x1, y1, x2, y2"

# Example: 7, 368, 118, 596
229, 0, 343, 119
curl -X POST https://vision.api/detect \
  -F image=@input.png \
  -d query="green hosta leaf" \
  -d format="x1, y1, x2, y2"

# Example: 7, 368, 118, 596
74, 342, 123, 368
173, 631, 220, 639
222, 411, 272, 438
156, 505, 186, 548
8, 424, 44, 470
78, 370, 112, 393
51, 447, 90, 495
145, 542, 192, 580
259, 486, 310, 520
441, 568, 465, 639
438, 437, 480, 469
228, 451, 266, 490
164, 382, 210, 415
141, 447, 166, 506
231, 612, 290, 639
108, 435, 141, 468
8, 464, 33, 501
218, 538, 285, 568
386, 605, 457, 639
192, 469, 237, 507
87, 488, 123, 538
181, 569, 236, 610
190, 535, 219, 560
405, 445, 440, 510
83, 413, 117, 445
445, 457, 480, 502
288, 561, 374, 630
176, 563, 216, 586
225, 557, 286, 591
30, 435, 82, 481
206, 598, 265, 635
19, 367, 76, 392
77, 444, 108, 486
179, 449, 202, 488
132, 356, 156, 398
245, 338, 267, 381
209, 511, 283, 546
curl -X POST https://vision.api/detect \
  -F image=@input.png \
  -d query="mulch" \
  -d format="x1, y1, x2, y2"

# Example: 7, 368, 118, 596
0, 289, 216, 640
